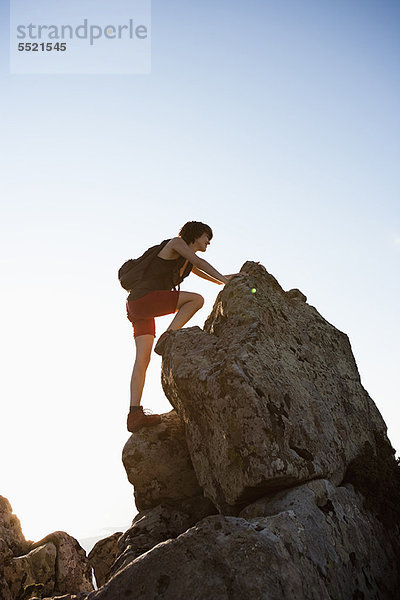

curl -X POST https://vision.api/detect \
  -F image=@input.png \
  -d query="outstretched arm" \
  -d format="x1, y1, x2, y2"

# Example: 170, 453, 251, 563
171, 238, 229, 284
192, 266, 224, 284
192, 267, 247, 284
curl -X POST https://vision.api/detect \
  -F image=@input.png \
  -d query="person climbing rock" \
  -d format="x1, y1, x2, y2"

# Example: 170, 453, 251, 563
124, 220, 246, 433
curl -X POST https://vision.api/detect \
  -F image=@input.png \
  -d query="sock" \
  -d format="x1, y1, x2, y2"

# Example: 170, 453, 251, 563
129, 405, 141, 413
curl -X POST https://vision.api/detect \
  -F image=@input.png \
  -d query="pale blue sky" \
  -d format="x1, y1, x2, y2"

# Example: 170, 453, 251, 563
0, 0, 399, 548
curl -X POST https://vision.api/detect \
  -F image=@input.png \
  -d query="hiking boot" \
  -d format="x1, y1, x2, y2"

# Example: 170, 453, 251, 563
154, 330, 173, 356
127, 407, 162, 433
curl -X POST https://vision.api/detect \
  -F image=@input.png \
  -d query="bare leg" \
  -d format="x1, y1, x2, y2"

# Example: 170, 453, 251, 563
130, 334, 154, 407
167, 291, 204, 331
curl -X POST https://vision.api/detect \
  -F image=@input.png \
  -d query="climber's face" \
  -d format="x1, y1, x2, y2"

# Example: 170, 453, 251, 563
195, 233, 211, 252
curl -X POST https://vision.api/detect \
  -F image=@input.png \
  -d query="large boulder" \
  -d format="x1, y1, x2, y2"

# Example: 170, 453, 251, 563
1, 497, 93, 599
75, 479, 400, 600
3, 542, 57, 599
0, 496, 30, 556
160, 262, 389, 512
111, 495, 217, 579
122, 409, 203, 510
1, 496, 31, 600
29, 531, 93, 596
2, 528, 93, 600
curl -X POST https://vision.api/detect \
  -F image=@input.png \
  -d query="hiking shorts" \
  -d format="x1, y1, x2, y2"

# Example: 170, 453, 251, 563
126, 290, 180, 338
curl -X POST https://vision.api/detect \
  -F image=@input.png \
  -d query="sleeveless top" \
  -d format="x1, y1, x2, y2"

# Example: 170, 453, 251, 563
127, 251, 193, 301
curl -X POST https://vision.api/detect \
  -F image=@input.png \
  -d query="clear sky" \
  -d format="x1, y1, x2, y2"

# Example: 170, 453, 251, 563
1, 0, 399, 550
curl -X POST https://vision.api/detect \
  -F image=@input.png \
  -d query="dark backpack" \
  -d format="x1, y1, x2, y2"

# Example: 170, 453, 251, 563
118, 239, 170, 291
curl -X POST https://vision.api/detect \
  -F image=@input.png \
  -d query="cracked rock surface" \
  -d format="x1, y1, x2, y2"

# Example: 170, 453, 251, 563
122, 409, 203, 510
160, 261, 389, 512
5, 262, 400, 600
76, 479, 400, 600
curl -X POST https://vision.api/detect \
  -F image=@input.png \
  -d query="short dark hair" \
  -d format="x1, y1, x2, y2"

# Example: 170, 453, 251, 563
179, 221, 213, 244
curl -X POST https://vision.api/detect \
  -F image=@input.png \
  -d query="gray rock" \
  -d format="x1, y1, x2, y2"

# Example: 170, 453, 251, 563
160, 261, 389, 512
0, 537, 13, 600
111, 495, 217, 578
65, 480, 400, 600
1, 496, 31, 600
1, 497, 93, 600
122, 409, 202, 511
88, 532, 122, 588
0, 575, 13, 600
286, 288, 307, 302
5, 262, 400, 600
29, 531, 93, 596
0, 496, 30, 556
4, 542, 56, 599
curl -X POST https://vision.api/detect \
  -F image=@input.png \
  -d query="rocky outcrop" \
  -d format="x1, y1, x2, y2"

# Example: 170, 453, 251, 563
160, 262, 389, 513
30, 532, 93, 595
122, 409, 202, 510
0, 497, 30, 557
72, 479, 400, 600
110, 494, 217, 579
7, 262, 400, 599
82, 262, 399, 600
85, 410, 217, 589
1, 497, 30, 600
0, 497, 94, 600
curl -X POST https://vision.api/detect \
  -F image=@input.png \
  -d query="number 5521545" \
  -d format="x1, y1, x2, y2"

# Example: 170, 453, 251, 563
18, 43, 67, 51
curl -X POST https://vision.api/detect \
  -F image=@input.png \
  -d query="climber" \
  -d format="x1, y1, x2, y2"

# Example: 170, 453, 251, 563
125, 220, 246, 433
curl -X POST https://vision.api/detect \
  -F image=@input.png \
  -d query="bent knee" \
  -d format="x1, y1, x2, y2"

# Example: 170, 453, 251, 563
194, 294, 204, 308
